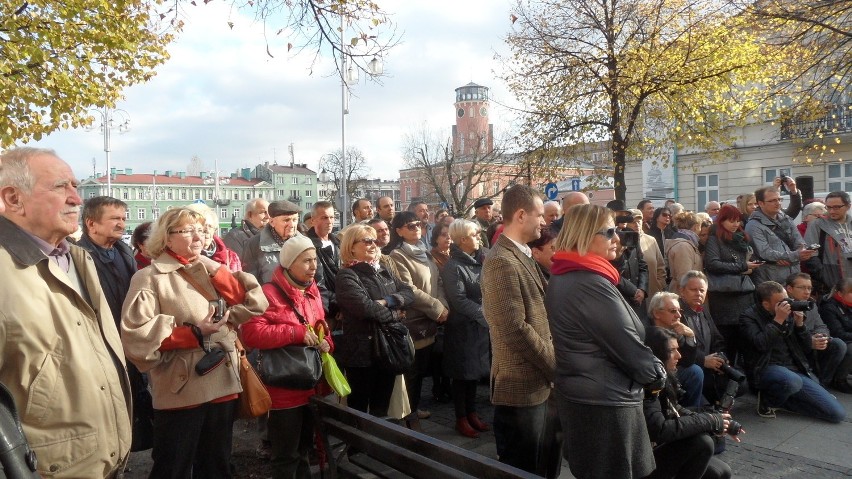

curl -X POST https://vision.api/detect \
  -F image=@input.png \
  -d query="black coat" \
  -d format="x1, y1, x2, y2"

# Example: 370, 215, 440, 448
739, 304, 814, 388
643, 378, 724, 445
306, 228, 341, 316
818, 295, 852, 342
76, 235, 136, 327
440, 245, 490, 380
334, 262, 414, 368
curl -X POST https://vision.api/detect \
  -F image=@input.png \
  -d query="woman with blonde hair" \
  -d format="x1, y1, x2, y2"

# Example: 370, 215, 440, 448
546, 204, 664, 479
334, 224, 415, 416
665, 211, 703, 291
121, 207, 268, 478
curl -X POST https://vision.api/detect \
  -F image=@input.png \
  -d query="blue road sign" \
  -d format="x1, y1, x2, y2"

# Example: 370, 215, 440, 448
193, 199, 206, 204
571, 179, 581, 191
544, 182, 559, 200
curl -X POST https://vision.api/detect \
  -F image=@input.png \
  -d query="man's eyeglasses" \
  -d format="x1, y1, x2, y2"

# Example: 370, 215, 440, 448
169, 228, 204, 237
825, 205, 848, 210
358, 238, 378, 245
664, 308, 682, 315
762, 198, 782, 204
404, 221, 423, 231
793, 285, 813, 291
596, 227, 617, 240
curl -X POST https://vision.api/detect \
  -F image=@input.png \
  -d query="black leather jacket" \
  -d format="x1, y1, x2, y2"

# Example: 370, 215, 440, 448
0, 383, 39, 478
334, 262, 414, 368
739, 304, 814, 388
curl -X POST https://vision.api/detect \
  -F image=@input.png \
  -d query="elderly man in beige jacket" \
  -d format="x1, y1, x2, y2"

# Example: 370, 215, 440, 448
0, 147, 132, 478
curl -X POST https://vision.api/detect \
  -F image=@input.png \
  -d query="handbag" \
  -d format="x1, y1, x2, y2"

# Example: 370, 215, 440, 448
317, 323, 350, 397
706, 273, 755, 293
387, 374, 411, 420
175, 269, 229, 376
372, 320, 415, 374
255, 289, 323, 390
235, 338, 272, 419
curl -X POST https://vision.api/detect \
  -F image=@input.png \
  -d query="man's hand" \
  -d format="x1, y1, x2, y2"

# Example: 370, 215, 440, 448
774, 300, 791, 325
812, 333, 829, 350
634, 289, 646, 305
672, 320, 694, 338
773, 176, 798, 195
704, 353, 724, 371
798, 248, 816, 261
792, 311, 805, 328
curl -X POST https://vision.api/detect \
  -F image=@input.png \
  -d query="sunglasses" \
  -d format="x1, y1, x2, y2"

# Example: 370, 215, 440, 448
358, 238, 378, 245
660, 212, 671, 218
404, 221, 423, 231
596, 227, 617, 240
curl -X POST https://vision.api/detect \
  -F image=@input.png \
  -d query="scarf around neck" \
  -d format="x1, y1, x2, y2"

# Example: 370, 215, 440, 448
550, 250, 620, 285
400, 241, 429, 264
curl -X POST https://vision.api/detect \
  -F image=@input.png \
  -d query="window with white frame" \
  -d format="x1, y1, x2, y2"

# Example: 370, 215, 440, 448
207, 190, 213, 199
220, 208, 227, 219
137, 208, 146, 220
125, 210, 130, 220
828, 163, 852, 192
167, 190, 174, 200
233, 208, 240, 218
305, 202, 313, 210
292, 177, 298, 184
305, 190, 312, 197
152, 208, 160, 220
122, 191, 129, 200
194, 190, 200, 199
763, 167, 792, 194
180, 190, 187, 200
493, 181, 500, 195
89, 191, 96, 198
405, 185, 411, 201
695, 174, 719, 208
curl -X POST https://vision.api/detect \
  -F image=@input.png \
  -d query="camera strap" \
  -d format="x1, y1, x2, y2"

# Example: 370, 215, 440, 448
177, 267, 220, 303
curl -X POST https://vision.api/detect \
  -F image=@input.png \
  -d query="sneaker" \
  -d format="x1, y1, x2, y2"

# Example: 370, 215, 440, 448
757, 391, 776, 418
416, 409, 431, 420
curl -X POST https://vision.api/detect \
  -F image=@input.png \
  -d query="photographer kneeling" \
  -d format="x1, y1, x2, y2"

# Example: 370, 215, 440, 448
644, 327, 734, 479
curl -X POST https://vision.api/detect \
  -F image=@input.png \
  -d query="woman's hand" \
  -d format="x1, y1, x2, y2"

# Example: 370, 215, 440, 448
196, 305, 230, 336
436, 309, 449, 323
720, 413, 744, 442
303, 327, 320, 346
375, 299, 388, 307
318, 339, 331, 353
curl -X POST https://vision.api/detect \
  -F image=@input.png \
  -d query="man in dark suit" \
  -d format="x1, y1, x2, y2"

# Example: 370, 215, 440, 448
482, 185, 557, 475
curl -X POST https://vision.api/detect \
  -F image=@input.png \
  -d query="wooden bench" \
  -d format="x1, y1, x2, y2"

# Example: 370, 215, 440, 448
310, 395, 541, 479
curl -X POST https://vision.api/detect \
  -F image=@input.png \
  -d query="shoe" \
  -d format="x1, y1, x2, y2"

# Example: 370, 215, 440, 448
256, 441, 271, 459
416, 409, 431, 420
405, 417, 423, 432
466, 413, 490, 432
455, 417, 480, 438
757, 391, 776, 418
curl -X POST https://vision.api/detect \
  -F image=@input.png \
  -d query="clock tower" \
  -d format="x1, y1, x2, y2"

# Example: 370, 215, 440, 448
452, 82, 494, 157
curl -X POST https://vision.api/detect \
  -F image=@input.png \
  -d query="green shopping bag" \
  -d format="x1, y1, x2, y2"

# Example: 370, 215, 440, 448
317, 323, 351, 397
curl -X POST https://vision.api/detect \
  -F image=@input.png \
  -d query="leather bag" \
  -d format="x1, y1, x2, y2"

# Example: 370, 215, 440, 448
372, 320, 415, 374
235, 338, 272, 419
707, 272, 755, 293
0, 383, 40, 478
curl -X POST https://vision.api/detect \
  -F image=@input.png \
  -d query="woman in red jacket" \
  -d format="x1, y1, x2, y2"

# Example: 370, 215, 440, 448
242, 235, 333, 479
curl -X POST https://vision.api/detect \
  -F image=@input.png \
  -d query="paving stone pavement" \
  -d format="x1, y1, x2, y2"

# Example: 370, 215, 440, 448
124, 377, 852, 478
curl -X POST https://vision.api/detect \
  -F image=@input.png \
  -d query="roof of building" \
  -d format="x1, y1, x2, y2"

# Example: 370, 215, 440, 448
263, 163, 316, 175
82, 174, 271, 187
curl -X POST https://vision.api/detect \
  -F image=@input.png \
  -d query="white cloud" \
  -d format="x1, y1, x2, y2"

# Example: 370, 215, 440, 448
28, 0, 519, 182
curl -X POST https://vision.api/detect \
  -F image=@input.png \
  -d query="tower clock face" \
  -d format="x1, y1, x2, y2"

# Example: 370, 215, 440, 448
480, 107, 488, 117
457, 108, 465, 118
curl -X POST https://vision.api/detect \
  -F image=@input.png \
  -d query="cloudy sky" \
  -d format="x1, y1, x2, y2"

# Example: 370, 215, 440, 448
29, 0, 520, 182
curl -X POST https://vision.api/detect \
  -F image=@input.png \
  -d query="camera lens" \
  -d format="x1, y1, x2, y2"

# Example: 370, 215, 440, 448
728, 420, 742, 436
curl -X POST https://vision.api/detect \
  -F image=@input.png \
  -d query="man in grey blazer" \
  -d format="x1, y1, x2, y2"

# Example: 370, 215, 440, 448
482, 184, 557, 475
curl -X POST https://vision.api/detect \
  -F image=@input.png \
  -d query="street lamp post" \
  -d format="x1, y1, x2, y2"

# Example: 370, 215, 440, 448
339, 13, 382, 229
88, 107, 131, 197
147, 171, 163, 220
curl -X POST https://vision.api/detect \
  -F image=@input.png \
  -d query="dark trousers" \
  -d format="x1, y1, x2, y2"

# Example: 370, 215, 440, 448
716, 324, 741, 367
452, 379, 477, 418
149, 399, 237, 479
809, 338, 847, 385
346, 366, 396, 417
268, 406, 314, 479
404, 344, 433, 414
493, 401, 558, 476
649, 434, 731, 479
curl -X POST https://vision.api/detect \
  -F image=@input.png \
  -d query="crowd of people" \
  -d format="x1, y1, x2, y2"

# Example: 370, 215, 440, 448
0, 146, 850, 479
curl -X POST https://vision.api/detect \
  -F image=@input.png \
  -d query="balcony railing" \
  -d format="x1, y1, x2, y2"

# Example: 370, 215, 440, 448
781, 103, 852, 140
288, 195, 302, 203
214, 198, 230, 206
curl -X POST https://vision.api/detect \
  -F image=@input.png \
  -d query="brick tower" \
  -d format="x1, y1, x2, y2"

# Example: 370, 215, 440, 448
452, 82, 494, 156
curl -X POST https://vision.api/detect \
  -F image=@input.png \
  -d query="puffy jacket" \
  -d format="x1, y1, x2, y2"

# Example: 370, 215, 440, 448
745, 208, 806, 285
546, 269, 660, 406
643, 378, 724, 445
739, 304, 814, 388
389, 244, 447, 348
334, 263, 415, 368
241, 267, 334, 409
205, 235, 242, 272
818, 295, 852, 342
0, 217, 131, 478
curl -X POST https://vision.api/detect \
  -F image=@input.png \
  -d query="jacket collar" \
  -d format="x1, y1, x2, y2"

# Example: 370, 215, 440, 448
449, 244, 480, 266
494, 234, 544, 293
151, 252, 192, 273
750, 207, 789, 226
0, 216, 55, 267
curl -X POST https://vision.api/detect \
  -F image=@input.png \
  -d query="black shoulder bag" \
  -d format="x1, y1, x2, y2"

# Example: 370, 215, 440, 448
255, 286, 323, 390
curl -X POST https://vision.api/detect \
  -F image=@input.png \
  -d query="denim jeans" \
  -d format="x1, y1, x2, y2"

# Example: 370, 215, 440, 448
677, 364, 705, 408
494, 402, 552, 475
759, 365, 846, 423
809, 338, 847, 385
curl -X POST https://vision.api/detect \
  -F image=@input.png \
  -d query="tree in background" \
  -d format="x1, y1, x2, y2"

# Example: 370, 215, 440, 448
318, 146, 371, 205
501, 0, 787, 202
402, 124, 527, 217
0, 0, 174, 147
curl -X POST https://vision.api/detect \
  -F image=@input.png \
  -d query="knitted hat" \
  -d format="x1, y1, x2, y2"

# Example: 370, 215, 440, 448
278, 235, 315, 269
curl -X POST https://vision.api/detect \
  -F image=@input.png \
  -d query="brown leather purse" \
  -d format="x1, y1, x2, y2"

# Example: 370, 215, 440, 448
235, 337, 272, 419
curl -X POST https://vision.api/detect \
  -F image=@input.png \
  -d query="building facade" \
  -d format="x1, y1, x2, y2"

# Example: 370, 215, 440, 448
252, 162, 319, 213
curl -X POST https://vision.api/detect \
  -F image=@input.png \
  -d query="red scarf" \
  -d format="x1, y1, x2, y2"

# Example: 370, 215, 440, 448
550, 250, 620, 285
834, 292, 852, 309
166, 248, 192, 265
134, 251, 151, 270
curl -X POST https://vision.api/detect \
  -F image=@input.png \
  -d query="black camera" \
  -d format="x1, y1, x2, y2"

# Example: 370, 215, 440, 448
616, 229, 639, 249
779, 174, 790, 193
714, 352, 746, 383
209, 298, 226, 323
714, 375, 744, 437
727, 419, 743, 436
781, 297, 815, 312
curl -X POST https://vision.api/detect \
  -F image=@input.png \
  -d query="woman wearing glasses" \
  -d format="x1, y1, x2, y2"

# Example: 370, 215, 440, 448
386, 211, 449, 429
546, 204, 664, 479
121, 207, 268, 478
335, 224, 415, 416
649, 207, 676, 259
